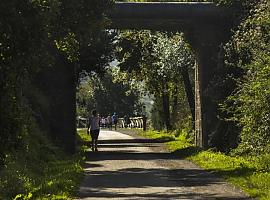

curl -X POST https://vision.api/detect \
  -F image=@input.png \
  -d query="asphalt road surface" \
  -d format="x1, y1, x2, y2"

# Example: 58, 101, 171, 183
76, 130, 252, 200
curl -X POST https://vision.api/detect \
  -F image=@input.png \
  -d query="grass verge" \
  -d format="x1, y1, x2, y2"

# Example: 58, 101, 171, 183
140, 130, 270, 200
115, 128, 144, 136
139, 130, 176, 142
0, 129, 90, 200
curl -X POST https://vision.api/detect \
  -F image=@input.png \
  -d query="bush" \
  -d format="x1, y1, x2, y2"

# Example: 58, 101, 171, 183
0, 122, 84, 200
222, 0, 270, 153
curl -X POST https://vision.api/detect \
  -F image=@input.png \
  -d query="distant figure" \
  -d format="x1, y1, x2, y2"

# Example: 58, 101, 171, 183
124, 115, 131, 128
101, 117, 106, 128
107, 114, 112, 130
112, 112, 118, 130
87, 109, 100, 152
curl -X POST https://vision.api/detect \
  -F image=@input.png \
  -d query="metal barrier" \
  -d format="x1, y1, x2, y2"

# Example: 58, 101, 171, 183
118, 117, 146, 130
77, 116, 147, 131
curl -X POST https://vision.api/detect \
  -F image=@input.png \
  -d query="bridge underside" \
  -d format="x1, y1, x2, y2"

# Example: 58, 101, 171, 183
109, 2, 233, 148
109, 2, 231, 30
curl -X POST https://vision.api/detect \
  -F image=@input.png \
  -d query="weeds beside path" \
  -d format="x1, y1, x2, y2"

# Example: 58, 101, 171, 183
126, 129, 270, 200
0, 130, 87, 200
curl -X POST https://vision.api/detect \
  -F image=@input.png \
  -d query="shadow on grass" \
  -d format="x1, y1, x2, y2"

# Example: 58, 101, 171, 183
155, 135, 175, 142
76, 133, 90, 146
214, 166, 256, 179
116, 128, 143, 135
171, 146, 201, 159
171, 146, 257, 179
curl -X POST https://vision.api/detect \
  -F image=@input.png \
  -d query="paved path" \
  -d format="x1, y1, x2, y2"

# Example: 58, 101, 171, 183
76, 130, 251, 200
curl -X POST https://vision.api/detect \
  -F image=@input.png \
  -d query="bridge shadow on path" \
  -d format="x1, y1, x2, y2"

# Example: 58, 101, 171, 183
78, 138, 253, 200
98, 138, 167, 144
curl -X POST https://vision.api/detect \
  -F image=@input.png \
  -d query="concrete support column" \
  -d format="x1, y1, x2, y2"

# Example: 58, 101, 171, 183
109, 2, 233, 149
194, 61, 203, 147
187, 23, 230, 149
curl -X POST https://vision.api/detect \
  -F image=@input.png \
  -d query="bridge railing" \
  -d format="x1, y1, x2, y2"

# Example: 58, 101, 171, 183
77, 116, 147, 131
118, 116, 146, 130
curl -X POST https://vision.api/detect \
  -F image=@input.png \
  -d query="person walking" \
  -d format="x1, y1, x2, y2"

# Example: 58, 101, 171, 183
112, 112, 118, 130
107, 114, 112, 130
87, 109, 100, 152
124, 115, 131, 128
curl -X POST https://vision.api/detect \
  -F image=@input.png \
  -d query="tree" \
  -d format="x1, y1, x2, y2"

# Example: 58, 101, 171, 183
31, 0, 115, 154
0, 0, 59, 164
0, 0, 114, 163
116, 31, 195, 131
76, 70, 142, 118
220, 0, 270, 153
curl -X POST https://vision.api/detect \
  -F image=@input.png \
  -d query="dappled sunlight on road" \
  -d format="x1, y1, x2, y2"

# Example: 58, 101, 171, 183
76, 130, 251, 200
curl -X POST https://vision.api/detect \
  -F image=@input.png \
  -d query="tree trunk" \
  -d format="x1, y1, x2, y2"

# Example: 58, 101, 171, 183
162, 81, 172, 131
171, 85, 178, 127
35, 51, 76, 154
180, 65, 195, 127
51, 55, 76, 154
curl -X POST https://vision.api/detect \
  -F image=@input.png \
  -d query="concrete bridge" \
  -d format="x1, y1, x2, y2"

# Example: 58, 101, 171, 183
108, 2, 234, 148
109, 2, 231, 30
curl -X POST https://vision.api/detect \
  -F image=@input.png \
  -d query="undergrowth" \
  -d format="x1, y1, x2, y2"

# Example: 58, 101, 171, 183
0, 129, 90, 200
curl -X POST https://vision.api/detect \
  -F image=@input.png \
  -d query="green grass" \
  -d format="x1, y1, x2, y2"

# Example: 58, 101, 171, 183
139, 130, 176, 142
0, 129, 90, 200
141, 130, 270, 200
77, 128, 91, 142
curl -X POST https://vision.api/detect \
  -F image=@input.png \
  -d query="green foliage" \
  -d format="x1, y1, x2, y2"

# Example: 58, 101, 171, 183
76, 71, 142, 118
0, 125, 85, 200
150, 98, 164, 130
76, 76, 97, 117
0, 0, 53, 165
116, 31, 193, 96
55, 32, 79, 63
140, 130, 176, 142
227, 57, 270, 153
188, 152, 270, 200
0, 0, 114, 163
52, 0, 115, 74
116, 31, 194, 130
213, 0, 259, 16
1, 1, 114, 198
202, 0, 269, 152
220, 0, 270, 153
77, 128, 91, 143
